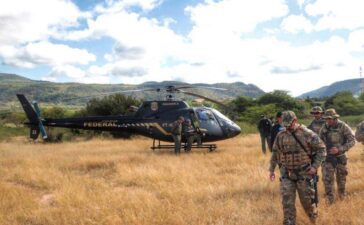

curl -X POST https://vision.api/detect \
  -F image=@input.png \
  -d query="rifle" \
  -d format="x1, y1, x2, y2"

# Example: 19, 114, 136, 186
291, 130, 319, 206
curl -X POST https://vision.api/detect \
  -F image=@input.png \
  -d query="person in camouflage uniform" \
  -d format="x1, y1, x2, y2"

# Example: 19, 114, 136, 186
308, 106, 325, 135
171, 116, 184, 155
269, 111, 326, 225
319, 108, 355, 204
355, 121, 364, 144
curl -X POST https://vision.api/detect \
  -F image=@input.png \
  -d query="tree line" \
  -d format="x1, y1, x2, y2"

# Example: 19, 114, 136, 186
1, 91, 364, 141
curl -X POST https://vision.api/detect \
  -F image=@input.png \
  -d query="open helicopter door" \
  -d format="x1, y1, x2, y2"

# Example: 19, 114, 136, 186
150, 109, 217, 152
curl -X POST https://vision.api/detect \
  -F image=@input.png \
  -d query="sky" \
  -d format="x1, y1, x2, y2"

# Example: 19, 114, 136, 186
0, 0, 364, 96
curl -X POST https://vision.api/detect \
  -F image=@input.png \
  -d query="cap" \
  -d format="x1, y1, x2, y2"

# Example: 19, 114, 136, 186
322, 108, 340, 119
310, 106, 323, 114
282, 111, 297, 127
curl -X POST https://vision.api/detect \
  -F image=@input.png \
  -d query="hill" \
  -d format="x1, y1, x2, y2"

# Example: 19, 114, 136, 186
299, 78, 364, 98
0, 135, 363, 225
0, 73, 265, 109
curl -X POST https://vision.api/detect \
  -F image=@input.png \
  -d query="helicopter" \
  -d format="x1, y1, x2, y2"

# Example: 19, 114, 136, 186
16, 85, 241, 151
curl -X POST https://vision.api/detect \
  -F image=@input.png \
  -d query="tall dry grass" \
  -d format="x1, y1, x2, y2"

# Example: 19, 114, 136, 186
0, 135, 363, 225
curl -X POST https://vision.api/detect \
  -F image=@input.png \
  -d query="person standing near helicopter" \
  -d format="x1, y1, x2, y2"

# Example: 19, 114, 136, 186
172, 116, 184, 155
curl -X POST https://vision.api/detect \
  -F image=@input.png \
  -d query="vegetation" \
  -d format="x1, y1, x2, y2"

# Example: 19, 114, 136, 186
0, 135, 363, 225
0, 73, 264, 110
229, 90, 308, 124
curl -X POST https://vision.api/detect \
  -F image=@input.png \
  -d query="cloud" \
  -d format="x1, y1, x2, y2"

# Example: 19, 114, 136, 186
271, 65, 321, 74
49, 65, 86, 79
280, 15, 314, 33
111, 66, 147, 77
348, 29, 364, 52
106, 43, 145, 61
0, 0, 85, 45
1, 0, 364, 97
186, 0, 288, 42
305, 0, 364, 30
0, 42, 96, 68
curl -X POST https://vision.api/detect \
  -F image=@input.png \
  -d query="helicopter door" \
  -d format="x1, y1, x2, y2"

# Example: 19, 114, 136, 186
195, 109, 223, 139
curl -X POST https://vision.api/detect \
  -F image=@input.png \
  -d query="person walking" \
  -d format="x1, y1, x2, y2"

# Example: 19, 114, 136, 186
258, 115, 272, 154
269, 111, 326, 225
319, 108, 355, 204
308, 106, 325, 134
269, 111, 284, 150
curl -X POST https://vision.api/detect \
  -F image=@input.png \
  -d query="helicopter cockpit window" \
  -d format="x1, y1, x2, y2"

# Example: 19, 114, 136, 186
211, 109, 233, 125
197, 109, 216, 122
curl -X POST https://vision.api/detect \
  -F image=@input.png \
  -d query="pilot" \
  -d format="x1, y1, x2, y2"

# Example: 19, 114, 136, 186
171, 116, 184, 155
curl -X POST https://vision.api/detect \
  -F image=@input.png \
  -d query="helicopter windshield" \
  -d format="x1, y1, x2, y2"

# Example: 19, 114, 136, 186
197, 109, 215, 121
211, 109, 234, 125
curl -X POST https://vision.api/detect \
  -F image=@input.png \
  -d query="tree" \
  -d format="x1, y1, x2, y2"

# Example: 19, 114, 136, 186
84, 94, 141, 116
324, 91, 364, 116
257, 90, 305, 117
81, 94, 142, 138
230, 96, 255, 113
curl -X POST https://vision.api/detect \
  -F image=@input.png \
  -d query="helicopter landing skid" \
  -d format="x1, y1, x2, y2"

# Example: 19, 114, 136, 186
151, 139, 217, 152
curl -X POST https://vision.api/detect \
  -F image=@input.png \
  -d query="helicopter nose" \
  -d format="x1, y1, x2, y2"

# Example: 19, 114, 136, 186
226, 123, 241, 137
232, 124, 241, 136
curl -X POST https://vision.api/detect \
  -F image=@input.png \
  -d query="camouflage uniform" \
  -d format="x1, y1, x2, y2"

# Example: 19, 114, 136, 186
307, 106, 325, 134
183, 119, 195, 151
355, 121, 364, 144
171, 116, 184, 155
307, 106, 325, 135
320, 109, 355, 204
269, 111, 326, 225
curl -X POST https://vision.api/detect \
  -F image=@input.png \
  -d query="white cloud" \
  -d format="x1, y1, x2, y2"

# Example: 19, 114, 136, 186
0, 0, 85, 45
0, 41, 96, 68
281, 15, 314, 33
348, 29, 364, 52
49, 65, 86, 79
306, 0, 364, 30
186, 0, 288, 42
1, 0, 363, 97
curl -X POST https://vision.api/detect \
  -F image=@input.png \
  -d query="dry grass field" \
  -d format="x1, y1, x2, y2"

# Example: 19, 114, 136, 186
0, 134, 363, 225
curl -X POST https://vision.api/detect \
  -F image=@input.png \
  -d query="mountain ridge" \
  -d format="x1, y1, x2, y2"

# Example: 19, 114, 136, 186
0, 73, 265, 108
299, 78, 364, 98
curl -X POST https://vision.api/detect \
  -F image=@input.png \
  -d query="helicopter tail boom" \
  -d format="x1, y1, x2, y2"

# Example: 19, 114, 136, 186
16, 94, 38, 124
16, 94, 48, 140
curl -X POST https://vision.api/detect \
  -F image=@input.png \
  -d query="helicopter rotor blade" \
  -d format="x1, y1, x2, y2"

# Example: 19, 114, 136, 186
179, 90, 228, 108
61, 88, 156, 101
184, 86, 227, 91
173, 86, 227, 91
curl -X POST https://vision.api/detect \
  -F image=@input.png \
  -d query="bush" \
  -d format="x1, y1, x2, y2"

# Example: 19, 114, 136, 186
80, 94, 141, 139
324, 91, 364, 116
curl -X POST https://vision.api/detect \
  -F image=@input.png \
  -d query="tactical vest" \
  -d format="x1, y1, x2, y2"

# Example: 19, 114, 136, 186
321, 121, 346, 148
277, 129, 311, 170
308, 118, 325, 134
